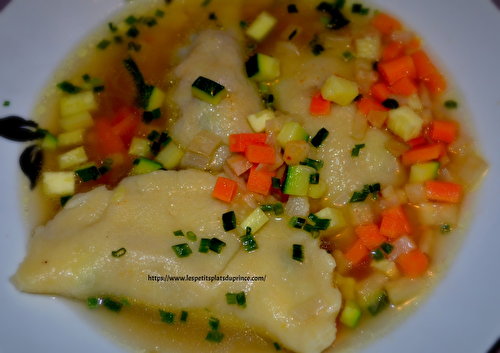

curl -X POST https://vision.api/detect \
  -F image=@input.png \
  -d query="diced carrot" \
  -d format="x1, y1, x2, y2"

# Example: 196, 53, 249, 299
424, 71, 447, 93
212, 176, 238, 203
379, 206, 411, 239
424, 180, 462, 203
357, 96, 389, 116
407, 136, 427, 148
245, 143, 276, 164
372, 13, 402, 36
401, 143, 445, 166
411, 50, 437, 80
344, 239, 370, 267
246, 165, 276, 196
310, 91, 331, 116
229, 133, 267, 153
93, 119, 127, 157
370, 82, 391, 102
355, 224, 387, 250
389, 76, 418, 96
429, 120, 457, 144
378, 55, 417, 85
406, 37, 421, 52
396, 249, 428, 278
382, 41, 405, 61
111, 114, 140, 146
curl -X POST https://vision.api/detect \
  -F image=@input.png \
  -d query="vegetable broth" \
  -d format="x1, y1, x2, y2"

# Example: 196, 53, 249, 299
21, 0, 487, 352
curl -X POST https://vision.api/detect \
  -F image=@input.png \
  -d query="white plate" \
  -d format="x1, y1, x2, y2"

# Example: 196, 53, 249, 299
0, 1, 499, 352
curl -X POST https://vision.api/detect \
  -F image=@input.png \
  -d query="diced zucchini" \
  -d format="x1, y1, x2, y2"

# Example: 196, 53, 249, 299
191, 76, 227, 105
60, 90, 97, 117
247, 109, 275, 133
58, 146, 88, 169
409, 161, 440, 183
58, 129, 84, 147
128, 137, 151, 157
355, 35, 381, 60
130, 157, 162, 175
154, 141, 184, 169
75, 163, 100, 182
60, 111, 94, 131
245, 53, 281, 82
42, 171, 75, 197
146, 86, 166, 111
387, 106, 423, 141
246, 11, 277, 42
339, 300, 362, 328
314, 207, 347, 230
283, 165, 311, 196
365, 290, 390, 316
321, 75, 359, 106
277, 121, 309, 148
240, 207, 269, 233
40, 132, 58, 151
308, 180, 327, 199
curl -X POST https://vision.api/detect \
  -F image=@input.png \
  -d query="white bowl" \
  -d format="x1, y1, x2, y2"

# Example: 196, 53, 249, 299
0, 0, 499, 352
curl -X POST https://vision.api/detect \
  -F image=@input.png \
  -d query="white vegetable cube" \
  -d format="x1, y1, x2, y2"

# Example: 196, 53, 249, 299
128, 137, 151, 157
247, 109, 275, 132
407, 93, 423, 111
60, 111, 94, 131
42, 171, 75, 197
240, 207, 269, 233
58, 146, 88, 169
315, 207, 347, 230
57, 129, 84, 147
155, 142, 184, 170
60, 90, 97, 117
355, 36, 381, 60
387, 106, 424, 141
246, 11, 277, 42
321, 75, 359, 106
146, 86, 166, 111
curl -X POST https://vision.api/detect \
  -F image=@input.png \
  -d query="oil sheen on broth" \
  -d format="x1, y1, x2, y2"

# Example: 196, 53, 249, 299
15, 0, 488, 352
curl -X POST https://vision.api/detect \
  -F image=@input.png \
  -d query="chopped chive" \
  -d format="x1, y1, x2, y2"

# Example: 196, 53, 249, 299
102, 297, 123, 312
186, 231, 197, 242
380, 242, 394, 254
260, 204, 274, 213
209, 238, 226, 254
240, 230, 258, 252
142, 107, 162, 124
173, 229, 184, 237
351, 143, 365, 157
128, 42, 142, 52
444, 100, 458, 109
370, 248, 384, 260
159, 309, 175, 324
93, 85, 105, 93
208, 316, 220, 331
147, 130, 160, 141
123, 57, 155, 109
121, 298, 131, 307
3, 100, 10, 106
108, 22, 118, 32
126, 25, 139, 38
143, 16, 158, 27
239, 20, 247, 29
76, 165, 101, 182
159, 131, 170, 146
236, 291, 247, 308
292, 244, 304, 262
205, 330, 224, 343
342, 50, 355, 61
382, 98, 399, 109
288, 28, 298, 40
309, 173, 320, 184
273, 342, 282, 351
180, 310, 188, 322
208, 12, 217, 20
300, 158, 324, 170
199, 238, 211, 253
225, 292, 238, 305
311, 127, 329, 147
87, 297, 99, 309
350, 183, 380, 202
111, 247, 127, 258
82, 73, 90, 82
367, 291, 390, 316
222, 211, 237, 231
287, 4, 298, 13
351, 3, 363, 13
125, 15, 138, 25
114, 35, 123, 43
172, 243, 192, 258
201, 0, 211, 6
289, 216, 306, 229
155, 9, 165, 18
97, 39, 111, 50
57, 81, 81, 94
60, 195, 72, 207
441, 224, 451, 234
316, 1, 350, 30
360, 7, 370, 15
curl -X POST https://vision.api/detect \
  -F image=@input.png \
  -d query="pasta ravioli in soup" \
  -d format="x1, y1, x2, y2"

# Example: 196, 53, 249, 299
11, 0, 487, 352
